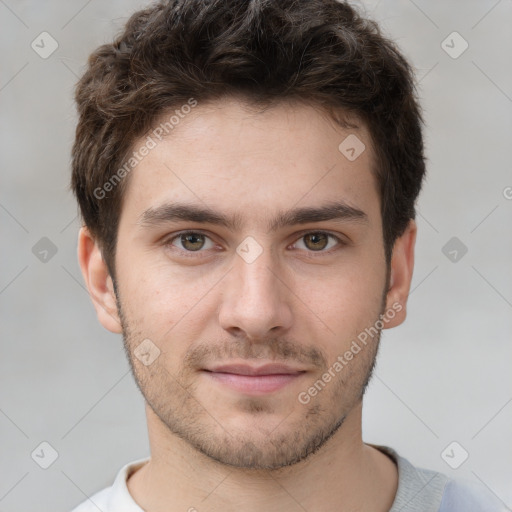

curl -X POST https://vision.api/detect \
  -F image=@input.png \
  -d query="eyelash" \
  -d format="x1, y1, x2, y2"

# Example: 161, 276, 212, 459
164, 230, 346, 258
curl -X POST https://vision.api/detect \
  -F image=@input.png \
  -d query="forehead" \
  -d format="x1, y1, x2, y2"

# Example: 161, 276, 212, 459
120, 97, 380, 228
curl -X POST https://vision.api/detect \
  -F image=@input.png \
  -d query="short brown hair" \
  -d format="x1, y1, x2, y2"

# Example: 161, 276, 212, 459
71, 0, 425, 277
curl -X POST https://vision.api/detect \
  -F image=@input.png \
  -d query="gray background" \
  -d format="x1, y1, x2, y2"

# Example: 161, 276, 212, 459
1, 0, 511, 510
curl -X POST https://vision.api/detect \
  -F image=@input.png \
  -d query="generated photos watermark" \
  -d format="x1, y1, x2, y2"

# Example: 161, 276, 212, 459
297, 301, 403, 405
94, 98, 198, 200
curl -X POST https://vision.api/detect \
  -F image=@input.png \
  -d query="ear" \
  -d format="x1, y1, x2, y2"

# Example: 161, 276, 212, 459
383, 219, 417, 329
77, 226, 122, 333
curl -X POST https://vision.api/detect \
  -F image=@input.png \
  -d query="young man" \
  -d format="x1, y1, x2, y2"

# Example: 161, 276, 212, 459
69, 0, 509, 510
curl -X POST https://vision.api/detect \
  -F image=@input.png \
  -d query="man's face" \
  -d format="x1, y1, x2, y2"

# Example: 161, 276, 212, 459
111, 97, 392, 469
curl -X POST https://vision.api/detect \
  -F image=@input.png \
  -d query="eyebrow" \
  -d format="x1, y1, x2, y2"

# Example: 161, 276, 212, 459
138, 200, 369, 232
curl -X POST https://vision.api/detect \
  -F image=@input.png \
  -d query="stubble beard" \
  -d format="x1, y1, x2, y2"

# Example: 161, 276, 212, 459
115, 285, 386, 470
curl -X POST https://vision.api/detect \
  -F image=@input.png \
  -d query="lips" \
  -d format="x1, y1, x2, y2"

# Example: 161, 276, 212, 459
202, 362, 307, 394
205, 363, 306, 376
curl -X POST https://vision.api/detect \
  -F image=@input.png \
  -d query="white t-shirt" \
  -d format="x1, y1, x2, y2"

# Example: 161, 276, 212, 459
69, 445, 510, 511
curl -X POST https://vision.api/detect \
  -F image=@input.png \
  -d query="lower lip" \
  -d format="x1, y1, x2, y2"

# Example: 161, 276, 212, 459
204, 371, 304, 394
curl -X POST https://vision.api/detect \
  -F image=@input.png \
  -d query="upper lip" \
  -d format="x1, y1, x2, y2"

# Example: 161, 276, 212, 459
204, 363, 307, 376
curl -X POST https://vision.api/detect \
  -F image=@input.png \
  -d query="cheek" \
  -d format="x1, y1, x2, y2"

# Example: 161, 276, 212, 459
118, 251, 191, 308
298, 263, 385, 352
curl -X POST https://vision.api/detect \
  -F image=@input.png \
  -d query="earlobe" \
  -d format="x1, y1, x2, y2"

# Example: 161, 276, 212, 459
383, 219, 417, 329
77, 227, 122, 334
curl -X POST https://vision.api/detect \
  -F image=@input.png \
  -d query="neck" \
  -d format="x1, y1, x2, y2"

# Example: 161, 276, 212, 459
127, 402, 398, 512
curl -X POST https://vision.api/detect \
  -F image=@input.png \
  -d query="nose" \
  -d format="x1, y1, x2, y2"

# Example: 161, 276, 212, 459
218, 244, 293, 341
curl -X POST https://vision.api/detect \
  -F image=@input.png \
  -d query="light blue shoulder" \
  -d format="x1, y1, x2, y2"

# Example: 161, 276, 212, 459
439, 478, 511, 512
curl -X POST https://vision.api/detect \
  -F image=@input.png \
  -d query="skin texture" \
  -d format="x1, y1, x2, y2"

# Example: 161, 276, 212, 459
78, 97, 416, 512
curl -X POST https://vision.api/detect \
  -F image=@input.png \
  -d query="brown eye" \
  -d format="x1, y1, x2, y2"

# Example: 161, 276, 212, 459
303, 233, 329, 251
181, 233, 205, 251
170, 232, 214, 252
293, 232, 342, 253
